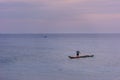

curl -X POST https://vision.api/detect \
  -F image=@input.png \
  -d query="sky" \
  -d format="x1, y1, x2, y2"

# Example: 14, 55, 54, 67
0, 0, 120, 33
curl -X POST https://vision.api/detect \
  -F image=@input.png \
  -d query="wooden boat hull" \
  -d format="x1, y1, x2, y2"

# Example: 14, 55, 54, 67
68, 55, 94, 59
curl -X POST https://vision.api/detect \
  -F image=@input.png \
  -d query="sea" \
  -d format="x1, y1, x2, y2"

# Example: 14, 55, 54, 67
0, 33, 120, 80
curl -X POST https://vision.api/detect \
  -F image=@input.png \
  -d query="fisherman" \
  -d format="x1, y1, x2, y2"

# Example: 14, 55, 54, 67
76, 51, 80, 57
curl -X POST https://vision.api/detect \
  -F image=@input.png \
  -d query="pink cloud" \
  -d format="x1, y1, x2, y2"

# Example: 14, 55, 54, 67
0, 0, 120, 33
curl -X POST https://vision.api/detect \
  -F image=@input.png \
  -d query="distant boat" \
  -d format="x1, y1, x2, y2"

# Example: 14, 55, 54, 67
68, 55, 94, 59
43, 35, 47, 38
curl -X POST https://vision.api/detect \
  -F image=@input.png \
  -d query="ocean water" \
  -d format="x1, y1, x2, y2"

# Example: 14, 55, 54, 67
0, 34, 120, 80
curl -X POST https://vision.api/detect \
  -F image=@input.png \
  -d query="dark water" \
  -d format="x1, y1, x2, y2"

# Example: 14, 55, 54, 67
0, 34, 120, 80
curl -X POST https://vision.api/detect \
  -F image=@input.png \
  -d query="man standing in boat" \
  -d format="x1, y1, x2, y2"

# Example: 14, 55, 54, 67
68, 51, 94, 59
76, 51, 80, 57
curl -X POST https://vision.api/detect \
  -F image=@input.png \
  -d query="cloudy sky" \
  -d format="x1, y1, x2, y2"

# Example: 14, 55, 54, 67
0, 0, 120, 33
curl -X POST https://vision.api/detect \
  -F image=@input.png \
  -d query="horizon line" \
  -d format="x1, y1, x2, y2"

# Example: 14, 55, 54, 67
0, 32, 120, 34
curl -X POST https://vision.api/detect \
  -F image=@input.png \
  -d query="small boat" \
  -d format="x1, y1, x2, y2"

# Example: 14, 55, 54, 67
68, 55, 94, 59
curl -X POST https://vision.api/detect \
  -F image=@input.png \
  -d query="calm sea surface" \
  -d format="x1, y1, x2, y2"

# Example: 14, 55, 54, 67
0, 34, 120, 80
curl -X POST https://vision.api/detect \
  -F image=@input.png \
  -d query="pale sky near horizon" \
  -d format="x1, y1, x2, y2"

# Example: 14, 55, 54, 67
0, 0, 120, 33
